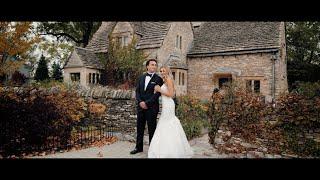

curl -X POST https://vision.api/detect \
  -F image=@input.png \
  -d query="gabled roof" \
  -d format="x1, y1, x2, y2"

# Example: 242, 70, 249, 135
188, 22, 282, 57
64, 47, 104, 70
85, 22, 117, 52
85, 22, 170, 52
134, 22, 170, 49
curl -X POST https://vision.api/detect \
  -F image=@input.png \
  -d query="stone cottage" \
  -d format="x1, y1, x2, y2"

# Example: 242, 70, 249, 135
64, 21, 288, 101
187, 22, 288, 101
63, 22, 193, 95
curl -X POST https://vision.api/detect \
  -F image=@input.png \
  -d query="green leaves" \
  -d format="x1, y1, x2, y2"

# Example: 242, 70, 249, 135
176, 95, 209, 140
286, 22, 320, 85
37, 22, 101, 47
100, 36, 146, 87
51, 62, 63, 81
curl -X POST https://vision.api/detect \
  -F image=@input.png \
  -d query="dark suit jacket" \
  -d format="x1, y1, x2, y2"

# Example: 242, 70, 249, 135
136, 73, 164, 112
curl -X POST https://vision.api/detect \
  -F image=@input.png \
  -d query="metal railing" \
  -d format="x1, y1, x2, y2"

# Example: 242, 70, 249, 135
0, 118, 115, 157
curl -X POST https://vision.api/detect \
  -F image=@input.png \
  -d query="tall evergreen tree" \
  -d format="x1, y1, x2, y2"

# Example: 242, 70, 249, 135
51, 61, 63, 81
34, 55, 49, 81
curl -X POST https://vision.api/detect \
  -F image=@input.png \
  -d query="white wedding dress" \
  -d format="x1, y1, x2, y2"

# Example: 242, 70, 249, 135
148, 84, 194, 158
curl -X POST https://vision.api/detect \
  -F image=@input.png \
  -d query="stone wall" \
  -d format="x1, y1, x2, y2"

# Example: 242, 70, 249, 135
187, 52, 288, 101
158, 22, 193, 96
77, 85, 137, 134
77, 85, 160, 143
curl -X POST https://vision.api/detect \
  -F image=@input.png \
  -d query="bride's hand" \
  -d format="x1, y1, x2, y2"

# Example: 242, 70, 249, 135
154, 85, 161, 93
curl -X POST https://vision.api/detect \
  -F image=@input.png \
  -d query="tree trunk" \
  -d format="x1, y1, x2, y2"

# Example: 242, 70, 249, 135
81, 22, 93, 48
308, 50, 314, 64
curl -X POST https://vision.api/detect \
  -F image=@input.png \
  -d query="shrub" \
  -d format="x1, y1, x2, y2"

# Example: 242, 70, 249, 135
176, 95, 209, 140
10, 71, 27, 86
0, 86, 87, 157
274, 92, 320, 156
208, 83, 268, 142
208, 81, 320, 157
291, 81, 320, 98
181, 120, 203, 140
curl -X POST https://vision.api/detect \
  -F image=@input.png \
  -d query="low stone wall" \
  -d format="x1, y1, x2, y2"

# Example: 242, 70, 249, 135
77, 86, 137, 134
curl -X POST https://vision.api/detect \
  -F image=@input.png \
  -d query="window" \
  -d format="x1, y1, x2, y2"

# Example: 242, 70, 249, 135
246, 80, 261, 93
123, 36, 129, 47
89, 73, 92, 83
70, 73, 80, 82
172, 72, 175, 80
182, 73, 184, 85
117, 37, 122, 45
176, 35, 182, 49
117, 36, 129, 47
254, 80, 260, 93
219, 77, 231, 89
179, 72, 181, 85
176, 35, 179, 48
92, 73, 95, 84
97, 74, 100, 84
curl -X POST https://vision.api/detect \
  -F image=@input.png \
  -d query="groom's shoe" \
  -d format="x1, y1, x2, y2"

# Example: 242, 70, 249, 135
130, 148, 143, 154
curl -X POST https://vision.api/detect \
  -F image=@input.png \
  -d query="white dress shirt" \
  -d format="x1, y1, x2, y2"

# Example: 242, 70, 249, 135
144, 73, 154, 91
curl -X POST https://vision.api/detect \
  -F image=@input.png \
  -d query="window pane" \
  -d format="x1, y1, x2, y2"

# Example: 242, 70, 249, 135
254, 80, 260, 93
219, 77, 231, 89
176, 35, 179, 48
117, 37, 122, 45
182, 73, 184, 85
71, 73, 80, 82
124, 36, 128, 46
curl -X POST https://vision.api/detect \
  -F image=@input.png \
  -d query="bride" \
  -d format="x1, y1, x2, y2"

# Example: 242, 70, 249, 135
148, 66, 194, 158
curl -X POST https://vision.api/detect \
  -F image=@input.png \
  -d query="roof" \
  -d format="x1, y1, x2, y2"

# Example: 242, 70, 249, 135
164, 53, 188, 70
85, 22, 117, 52
134, 22, 170, 49
188, 22, 282, 57
64, 47, 104, 69
85, 22, 170, 52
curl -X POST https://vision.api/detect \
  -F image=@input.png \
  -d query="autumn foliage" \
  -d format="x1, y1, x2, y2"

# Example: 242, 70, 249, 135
0, 22, 39, 77
0, 86, 86, 156
208, 82, 320, 157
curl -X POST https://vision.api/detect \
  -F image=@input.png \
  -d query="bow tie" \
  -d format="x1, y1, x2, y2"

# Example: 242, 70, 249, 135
146, 73, 153, 77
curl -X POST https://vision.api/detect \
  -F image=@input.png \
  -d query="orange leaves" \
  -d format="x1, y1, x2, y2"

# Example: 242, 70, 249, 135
89, 103, 107, 116
92, 136, 117, 148
0, 22, 40, 76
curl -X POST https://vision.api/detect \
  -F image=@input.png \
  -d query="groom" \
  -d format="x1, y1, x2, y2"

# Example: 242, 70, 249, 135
130, 59, 164, 154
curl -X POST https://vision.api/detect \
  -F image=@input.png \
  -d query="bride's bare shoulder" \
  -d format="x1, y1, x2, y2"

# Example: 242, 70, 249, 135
167, 76, 174, 83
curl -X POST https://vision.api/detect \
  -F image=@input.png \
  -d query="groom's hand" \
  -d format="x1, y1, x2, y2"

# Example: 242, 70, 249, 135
139, 101, 148, 109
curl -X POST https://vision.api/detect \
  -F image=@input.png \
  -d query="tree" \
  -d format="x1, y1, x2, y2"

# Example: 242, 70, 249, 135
286, 22, 320, 64
37, 22, 102, 47
286, 22, 320, 86
38, 39, 74, 67
51, 61, 63, 81
34, 55, 49, 81
0, 22, 39, 81
99, 36, 147, 87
